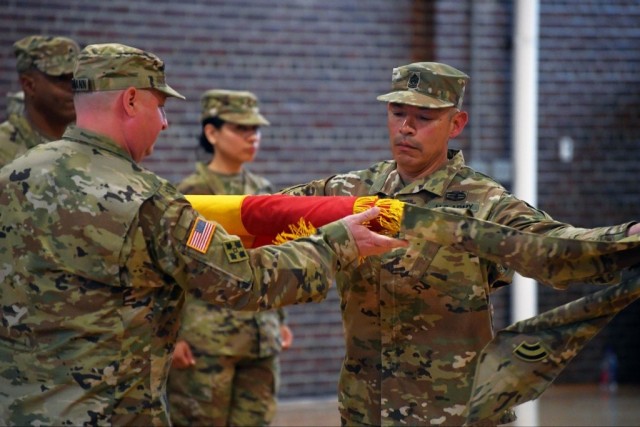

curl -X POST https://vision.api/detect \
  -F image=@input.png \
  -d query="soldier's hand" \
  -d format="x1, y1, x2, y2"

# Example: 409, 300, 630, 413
343, 207, 408, 257
172, 340, 196, 369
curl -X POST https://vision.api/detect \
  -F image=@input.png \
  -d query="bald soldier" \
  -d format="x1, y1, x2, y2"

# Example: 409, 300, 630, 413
282, 61, 640, 426
0, 43, 406, 426
0, 35, 80, 167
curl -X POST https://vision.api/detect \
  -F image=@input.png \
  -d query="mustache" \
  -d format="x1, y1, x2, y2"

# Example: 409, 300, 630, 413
393, 137, 420, 150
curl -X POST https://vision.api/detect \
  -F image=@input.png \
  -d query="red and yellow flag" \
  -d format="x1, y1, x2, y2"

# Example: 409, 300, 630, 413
185, 194, 404, 248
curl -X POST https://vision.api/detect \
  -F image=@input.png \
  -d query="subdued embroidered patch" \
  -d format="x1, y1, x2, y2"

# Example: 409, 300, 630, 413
224, 239, 249, 263
513, 340, 549, 362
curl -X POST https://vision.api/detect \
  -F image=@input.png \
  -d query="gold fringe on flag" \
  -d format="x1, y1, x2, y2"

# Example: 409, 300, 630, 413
272, 217, 318, 245
352, 196, 404, 236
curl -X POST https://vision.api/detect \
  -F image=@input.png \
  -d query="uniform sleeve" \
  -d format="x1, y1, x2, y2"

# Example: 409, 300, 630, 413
484, 192, 636, 287
489, 192, 634, 242
135, 188, 359, 311
280, 177, 332, 196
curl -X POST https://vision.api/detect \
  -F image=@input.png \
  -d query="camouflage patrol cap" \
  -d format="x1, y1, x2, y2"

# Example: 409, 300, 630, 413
201, 89, 270, 126
71, 43, 185, 100
13, 35, 80, 76
377, 62, 469, 109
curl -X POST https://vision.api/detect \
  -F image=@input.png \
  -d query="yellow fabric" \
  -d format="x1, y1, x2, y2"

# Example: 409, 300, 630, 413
185, 194, 248, 236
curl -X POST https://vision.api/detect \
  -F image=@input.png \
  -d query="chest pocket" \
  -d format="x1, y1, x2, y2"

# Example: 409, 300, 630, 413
417, 248, 489, 312
409, 189, 504, 310
380, 236, 441, 282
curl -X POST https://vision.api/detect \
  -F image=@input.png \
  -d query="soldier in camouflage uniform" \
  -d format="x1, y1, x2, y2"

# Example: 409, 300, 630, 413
0, 43, 406, 426
167, 89, 293, 426
0, 35, 80, 167
282, 62, 640, 426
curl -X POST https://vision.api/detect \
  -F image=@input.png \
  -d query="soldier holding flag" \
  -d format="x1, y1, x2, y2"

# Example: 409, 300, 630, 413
282, 61, 640, 426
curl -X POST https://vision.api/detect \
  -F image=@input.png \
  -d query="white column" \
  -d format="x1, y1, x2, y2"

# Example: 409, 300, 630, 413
511, 0, 540, 425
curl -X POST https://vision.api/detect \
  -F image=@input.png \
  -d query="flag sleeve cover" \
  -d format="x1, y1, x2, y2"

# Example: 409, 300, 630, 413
185, 194, 404, 247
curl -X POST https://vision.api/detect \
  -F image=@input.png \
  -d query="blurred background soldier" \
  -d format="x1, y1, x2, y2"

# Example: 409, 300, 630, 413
168, 89, 293, 426
0, 35, 80, 167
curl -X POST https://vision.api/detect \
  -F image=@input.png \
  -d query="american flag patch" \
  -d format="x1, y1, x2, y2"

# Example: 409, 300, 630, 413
186, 218, 216, 253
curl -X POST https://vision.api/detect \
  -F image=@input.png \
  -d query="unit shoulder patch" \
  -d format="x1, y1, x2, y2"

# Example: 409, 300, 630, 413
223, 239, 249, 263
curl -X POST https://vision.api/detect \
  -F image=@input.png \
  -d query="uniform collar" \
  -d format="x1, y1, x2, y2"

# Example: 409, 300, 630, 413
370, 149, 465, 197
62, 125, 135, 162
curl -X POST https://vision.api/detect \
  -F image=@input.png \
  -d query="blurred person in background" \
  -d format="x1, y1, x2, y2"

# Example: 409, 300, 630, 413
0, 35, 79, 167
168, 89, 293, 426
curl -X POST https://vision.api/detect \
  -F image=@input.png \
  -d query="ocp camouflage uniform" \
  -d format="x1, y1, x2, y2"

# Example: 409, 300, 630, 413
0, 108, 50, 167
0, 44, 360, 425
282, 150, 634, 426
0, 35, 79, 168
168, 162, 287, 426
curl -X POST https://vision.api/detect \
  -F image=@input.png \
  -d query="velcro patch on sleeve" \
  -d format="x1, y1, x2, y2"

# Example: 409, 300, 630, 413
223, 239, 249, 263
186, 217, 216, 253
513, 340, 549, 362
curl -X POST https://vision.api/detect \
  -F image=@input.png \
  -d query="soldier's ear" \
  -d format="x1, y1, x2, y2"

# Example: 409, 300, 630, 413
203, 123, 218, 145
122, 87, 138, 116
449, 110, 468, 139
19, 72, 36, 97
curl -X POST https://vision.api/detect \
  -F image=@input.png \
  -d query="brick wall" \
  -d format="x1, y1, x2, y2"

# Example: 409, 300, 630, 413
1, 0, 639, 397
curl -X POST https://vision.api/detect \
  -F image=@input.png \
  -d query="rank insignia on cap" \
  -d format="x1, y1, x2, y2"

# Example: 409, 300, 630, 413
408, 72, 420, 89
186, 218, 216, 253
513, 340, 549, 362
224, 239, 249, 263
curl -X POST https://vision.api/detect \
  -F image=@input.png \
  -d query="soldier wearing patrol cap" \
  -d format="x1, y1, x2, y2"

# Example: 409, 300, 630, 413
167, 89, 293, 426
282, 61, 640, 426
0, 35, 80, 167
0, 43, 405, 426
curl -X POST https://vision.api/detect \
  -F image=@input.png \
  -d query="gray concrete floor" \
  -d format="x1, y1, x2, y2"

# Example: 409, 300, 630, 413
272, 384, 640, 426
